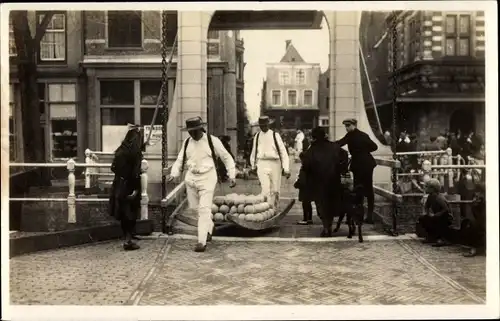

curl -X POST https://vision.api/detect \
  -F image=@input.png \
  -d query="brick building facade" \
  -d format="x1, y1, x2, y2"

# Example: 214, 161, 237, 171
359, 10, 485, 142
9, 11, 246, 162
260, 40, 321, 131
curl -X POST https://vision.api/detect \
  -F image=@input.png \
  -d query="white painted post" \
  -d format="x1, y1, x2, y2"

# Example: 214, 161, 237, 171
140, 159, 149, 220
446, 148, 454, 189
431, 155, 438, 179
421, 160, 432, 185
438, 155, 446, 191
67, 159, 76, 223
85, 149, 92, 189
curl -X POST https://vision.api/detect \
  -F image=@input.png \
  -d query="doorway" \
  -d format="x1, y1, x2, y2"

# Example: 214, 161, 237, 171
449, 107, 476, 135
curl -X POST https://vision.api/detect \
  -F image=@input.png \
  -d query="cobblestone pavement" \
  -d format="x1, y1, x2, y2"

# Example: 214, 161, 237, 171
10, 238, 486, 305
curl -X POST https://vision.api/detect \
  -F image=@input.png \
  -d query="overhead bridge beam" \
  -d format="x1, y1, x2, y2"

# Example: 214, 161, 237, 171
209, 10, 324, 30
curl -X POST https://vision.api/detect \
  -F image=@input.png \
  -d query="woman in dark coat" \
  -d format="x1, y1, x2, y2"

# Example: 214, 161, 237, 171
109, 126, 143, 251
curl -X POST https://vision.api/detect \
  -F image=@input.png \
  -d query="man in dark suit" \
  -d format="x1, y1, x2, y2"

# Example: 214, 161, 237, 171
336, 118, 378, 224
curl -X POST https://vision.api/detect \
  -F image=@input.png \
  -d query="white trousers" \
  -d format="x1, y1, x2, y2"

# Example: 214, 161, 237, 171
185, 170, 218, 246
295, 141, 303, 155
257, 159, 282, 209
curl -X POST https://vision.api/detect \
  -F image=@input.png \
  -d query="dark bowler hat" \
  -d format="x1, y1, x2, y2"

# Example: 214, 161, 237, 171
342, 118, 358, 126
311, 127, 327, 140
258, 115, 275, 125
181, 116, 207, 131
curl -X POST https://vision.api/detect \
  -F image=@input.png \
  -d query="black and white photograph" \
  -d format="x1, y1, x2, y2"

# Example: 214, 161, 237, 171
1, 2, 498, 320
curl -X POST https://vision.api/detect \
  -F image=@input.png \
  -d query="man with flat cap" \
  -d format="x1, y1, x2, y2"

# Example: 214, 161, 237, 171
336, 118, 378, 224
169, 116, 236, 252
250, 116, 291, 210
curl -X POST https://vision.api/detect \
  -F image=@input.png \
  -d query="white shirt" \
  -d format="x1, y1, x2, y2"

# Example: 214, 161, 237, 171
170, 133, 236, 179
250, 130, 290, 173
295, 131, 305, 144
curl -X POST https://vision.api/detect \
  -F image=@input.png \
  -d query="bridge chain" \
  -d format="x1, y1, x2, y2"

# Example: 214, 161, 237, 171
161, 11, 169, 234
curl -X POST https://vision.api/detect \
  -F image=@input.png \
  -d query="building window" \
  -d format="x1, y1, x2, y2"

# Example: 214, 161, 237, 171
140, 108, 163, 126
9, 85, 18, 161
279, 71, 290, 85
295, 69, 305, 85
38, 12, 66, 61
101, 108, 135, 126
445, 14, 471, 56
207, 42, 220, 56
140, 80, 163, 126
303, 90, 313, 106
236, 55, 243, 80
326, 77, 330, 89
163, 11, 178, 47
408, 19, 419, 63
100, 80, 135, 105
271, 90, 282, 106
107, 11, 142, 48
9, 18, 16, 56
48, 84, 77, 160
325, 96, 330, 110
320, 118, 329, 127
287, 90, 297, 106
208, 30, 219, 39
140, 80, 161, 105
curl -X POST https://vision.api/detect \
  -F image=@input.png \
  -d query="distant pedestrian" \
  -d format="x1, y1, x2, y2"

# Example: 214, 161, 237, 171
294, 128, 305, 158
109, 124, 144, 251
436, 130, 448, 150
250, 116, 291, 210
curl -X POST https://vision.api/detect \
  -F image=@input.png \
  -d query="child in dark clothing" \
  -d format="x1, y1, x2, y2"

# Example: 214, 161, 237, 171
294, 151, 314, 225
334, 173, 365, 242
418, 178, 453, 247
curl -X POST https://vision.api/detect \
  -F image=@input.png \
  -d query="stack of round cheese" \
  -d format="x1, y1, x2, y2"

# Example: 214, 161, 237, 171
210, 193, 275, 222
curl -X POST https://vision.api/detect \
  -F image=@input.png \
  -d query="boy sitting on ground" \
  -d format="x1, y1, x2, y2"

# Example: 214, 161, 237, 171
417, 178, 453, 247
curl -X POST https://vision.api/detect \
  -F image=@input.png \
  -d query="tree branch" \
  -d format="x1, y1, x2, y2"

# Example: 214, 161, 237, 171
11, 11, 33, 61
34, 12, 55, 44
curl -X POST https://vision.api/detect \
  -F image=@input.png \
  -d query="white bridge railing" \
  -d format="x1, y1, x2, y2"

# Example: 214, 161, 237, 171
9, 149, 188, 225
85, 149, 185, 209
10, 159, 149, 223
394, 148, 485, 194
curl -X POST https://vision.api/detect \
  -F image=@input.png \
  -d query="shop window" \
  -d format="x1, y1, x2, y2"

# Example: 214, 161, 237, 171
140, 80, 162, 105
100, 80, 134, 105
101, 108, 135, 126
38, 12, 66, 61
107, 11, 142, 48
303, 90, 313, 106
48, 84, 77, 160
287, 90, 297, 106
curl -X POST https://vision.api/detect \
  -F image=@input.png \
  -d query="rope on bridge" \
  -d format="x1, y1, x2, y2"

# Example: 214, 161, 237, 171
390, 11, 399, 237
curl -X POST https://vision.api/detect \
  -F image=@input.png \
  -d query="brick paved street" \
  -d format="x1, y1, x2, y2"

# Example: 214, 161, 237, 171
10, 237, 486, 305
